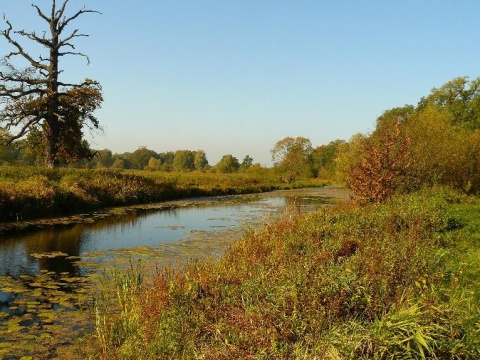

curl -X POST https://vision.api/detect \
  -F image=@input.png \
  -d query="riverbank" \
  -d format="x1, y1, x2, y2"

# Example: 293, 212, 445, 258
0, 186, 346, 359
0, 166, 328, 226
82, 186, 479, 359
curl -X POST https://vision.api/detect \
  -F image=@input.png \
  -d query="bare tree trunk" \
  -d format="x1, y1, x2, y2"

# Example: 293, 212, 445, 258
44, 119, 59, 168
45, 26, 60, 168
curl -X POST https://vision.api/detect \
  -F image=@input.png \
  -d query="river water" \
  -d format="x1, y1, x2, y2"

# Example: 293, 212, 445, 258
0, 186, 348, 278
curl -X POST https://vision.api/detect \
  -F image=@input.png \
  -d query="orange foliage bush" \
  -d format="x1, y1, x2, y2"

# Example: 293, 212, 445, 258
347, 120, 411, 204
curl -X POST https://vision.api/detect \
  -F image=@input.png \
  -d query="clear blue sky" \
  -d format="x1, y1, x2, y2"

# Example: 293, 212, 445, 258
2, 1, 480, 165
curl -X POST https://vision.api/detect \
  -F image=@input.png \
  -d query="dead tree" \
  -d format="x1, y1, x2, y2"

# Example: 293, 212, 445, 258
0, 0, 102, 168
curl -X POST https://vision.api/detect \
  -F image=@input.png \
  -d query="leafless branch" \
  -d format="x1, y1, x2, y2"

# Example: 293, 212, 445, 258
58, 8, 101, 34
1, 17, 49, 70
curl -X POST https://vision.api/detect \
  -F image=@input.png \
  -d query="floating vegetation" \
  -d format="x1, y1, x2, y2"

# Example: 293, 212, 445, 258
0, 271, 94, 358
154, 225, 186, 230
31, 251, 69, 259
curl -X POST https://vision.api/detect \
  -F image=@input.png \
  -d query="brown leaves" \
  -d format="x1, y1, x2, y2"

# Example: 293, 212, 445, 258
347, 120, 411, 205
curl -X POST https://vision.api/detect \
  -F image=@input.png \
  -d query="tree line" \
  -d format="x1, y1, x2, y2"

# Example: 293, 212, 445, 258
2, 1, 480, 197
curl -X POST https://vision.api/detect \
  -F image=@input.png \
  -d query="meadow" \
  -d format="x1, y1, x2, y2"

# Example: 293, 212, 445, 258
1, 166, 479, 359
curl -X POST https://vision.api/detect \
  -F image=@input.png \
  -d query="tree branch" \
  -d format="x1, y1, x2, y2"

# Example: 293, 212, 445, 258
1, 16, 49, 70
58, 7, 101, 34
5, 115, 42, 143
15, 29, 52, 48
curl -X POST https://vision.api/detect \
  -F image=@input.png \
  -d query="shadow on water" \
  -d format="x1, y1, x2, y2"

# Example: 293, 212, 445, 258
0, 186, 349, 357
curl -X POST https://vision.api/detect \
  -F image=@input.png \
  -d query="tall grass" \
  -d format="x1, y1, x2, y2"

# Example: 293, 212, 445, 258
83, 187, 480, 359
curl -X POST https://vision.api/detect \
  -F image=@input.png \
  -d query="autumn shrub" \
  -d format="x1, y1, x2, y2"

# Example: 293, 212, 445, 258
347, 120, 411, 204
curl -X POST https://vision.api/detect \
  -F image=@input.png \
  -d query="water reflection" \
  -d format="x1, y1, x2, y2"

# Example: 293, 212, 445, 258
0, 197, 285, 277
0, 187, 346, 278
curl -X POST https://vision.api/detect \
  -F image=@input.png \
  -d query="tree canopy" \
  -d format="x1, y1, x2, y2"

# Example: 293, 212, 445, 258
271, 136, 314, 181
0, 0, 102, 168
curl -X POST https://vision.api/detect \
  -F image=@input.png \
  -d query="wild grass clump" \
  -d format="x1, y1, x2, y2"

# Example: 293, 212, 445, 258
0, 174, 56, 220
85, 187, 480, 359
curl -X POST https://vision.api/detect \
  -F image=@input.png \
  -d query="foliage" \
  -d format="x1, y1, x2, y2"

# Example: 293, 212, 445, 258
347, 120, 411, 204
418, 76, 480, 130
215, 154, 240, 173
95, 149, 114, 168
194, 150, 209, 171
145, 157, 161, 171
172, 150, 195, 172
334, 133, 366, 183
310, 139, 345, 178
402, 104, 464, 190
240, 154, 253, 169
271, 136, 314, 181
129, 147, 158, 170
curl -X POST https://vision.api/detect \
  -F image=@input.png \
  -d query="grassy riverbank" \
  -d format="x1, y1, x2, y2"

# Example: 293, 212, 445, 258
0, 166, 326, 222
81, 187, 480, 359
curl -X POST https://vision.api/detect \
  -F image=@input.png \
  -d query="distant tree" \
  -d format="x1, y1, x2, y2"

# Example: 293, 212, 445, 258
95, 149, 113, 168
111, 158, 125, 169
310, 140, 345, 178
145, 156, 161, 171
0, 140, 19, 165
373, 105, 415, 139
240, 155, 254, 169
130, 146, 157, 169
216, 154, 240, 173
194, 150, 208, 171
334, 133, 367, 183
245, 163, 266, 174
158, 151, 175, 166
173, 150, 195, 171
0, 1, 102, 168
271, 136, 314, 181
418, 77, 480, 130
